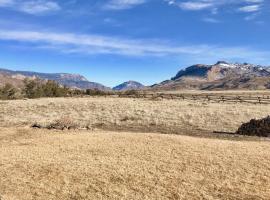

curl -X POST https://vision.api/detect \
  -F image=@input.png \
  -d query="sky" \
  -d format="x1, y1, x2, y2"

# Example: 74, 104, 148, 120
0, 0, 270, 87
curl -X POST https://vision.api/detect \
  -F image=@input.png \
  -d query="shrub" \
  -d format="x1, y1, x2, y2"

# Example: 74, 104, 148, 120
0, 83, 17, 100
31, 117, 93, 131
85, 89, 106, 96
85, 89, 115, 96
23, 79, 43, 98
41, 81, 69, 97
69, 89, 84, 96
236, 116, 270, 137
46, 117, 79, 130
122, 90, 139, 96
23, 79, 71, 98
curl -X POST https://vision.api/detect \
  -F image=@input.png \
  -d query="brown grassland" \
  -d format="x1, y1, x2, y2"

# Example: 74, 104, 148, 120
0, 93, 270, 199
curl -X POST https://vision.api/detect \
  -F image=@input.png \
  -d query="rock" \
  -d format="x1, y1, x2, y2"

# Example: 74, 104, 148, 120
31, 123, 42, 129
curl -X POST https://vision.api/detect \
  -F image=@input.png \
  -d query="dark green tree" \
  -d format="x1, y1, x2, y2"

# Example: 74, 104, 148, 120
23, 79, 43, 98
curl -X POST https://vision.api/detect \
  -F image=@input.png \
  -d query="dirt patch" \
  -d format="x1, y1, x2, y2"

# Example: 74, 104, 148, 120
97, 123, 264, 141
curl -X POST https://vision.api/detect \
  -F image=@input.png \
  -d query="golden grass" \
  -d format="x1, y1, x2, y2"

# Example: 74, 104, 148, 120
1, 96, 270, 133
0, 127, 270, 200
1, 95, 270, 199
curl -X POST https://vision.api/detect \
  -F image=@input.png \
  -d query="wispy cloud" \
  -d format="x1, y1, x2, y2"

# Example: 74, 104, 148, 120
245, 0, 263, 3
177, 2, 213, 11
0, 29, 269, 65
0, 0, 60, 15
244, 13, 258, 20
0, 29, 203, 56
166, 0, 265, 22
166, 0, 264, 13
103, 0, 146, 10
239, 4, 261, 12
202, 17, 220, 23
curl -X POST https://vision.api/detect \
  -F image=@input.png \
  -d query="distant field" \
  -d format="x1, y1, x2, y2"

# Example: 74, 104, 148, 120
0, 94, 270, 199
1, 95, 270, 133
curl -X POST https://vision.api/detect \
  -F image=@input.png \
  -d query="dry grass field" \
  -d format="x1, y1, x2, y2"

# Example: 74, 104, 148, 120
1, 96, 270, 133
0, 94, 270, 199
1, 128, 270, 200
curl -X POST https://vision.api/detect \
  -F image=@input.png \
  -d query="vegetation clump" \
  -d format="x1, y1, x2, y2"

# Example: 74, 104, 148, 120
85, 89, 114, 96
0, 83, 18, 100
23, 79, 70, 98
236, 116, 270, 137
46, 117, 79, 130
122, 90, 139, 96
0, 79, 117, 100
31, 117, 92, 131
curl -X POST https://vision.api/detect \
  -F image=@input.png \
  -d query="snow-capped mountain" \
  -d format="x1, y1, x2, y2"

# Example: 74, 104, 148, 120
113, 81, 145, 91
153, 61, 270, 90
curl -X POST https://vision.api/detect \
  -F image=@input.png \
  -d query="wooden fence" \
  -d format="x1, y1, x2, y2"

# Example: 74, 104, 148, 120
117, 93, 270, 104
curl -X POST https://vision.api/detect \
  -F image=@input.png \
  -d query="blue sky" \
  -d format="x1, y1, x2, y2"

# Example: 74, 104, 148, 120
0, 0, 270, 86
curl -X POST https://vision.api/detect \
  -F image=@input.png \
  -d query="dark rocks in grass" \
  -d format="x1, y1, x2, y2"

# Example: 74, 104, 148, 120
46, 117, 78, 130
236, 116, 270, 137
31, 123, 43, 129
31, 117, 91, 131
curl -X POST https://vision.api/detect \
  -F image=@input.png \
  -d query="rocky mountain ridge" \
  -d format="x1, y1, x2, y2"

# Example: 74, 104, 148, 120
0, 68, 109, 90
152, 61, 270, 90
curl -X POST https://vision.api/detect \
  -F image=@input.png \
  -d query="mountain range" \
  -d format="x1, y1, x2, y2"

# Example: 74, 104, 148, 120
151, 61, 270, 90
1, 61, 270, 91
0, 68, 109, 90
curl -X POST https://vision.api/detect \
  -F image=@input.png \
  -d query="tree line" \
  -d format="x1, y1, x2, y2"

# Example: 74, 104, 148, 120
0, 79, 141, 100
0, 79, 70, 100
0, 79, 109, 100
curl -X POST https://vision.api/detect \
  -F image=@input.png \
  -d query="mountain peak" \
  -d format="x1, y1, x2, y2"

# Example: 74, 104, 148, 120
154, 61, 270, 90
113, 81, 145, 91
215, 61, 229, 65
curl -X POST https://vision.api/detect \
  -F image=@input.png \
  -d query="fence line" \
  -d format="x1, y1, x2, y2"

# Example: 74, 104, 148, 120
116, 93, 270, 104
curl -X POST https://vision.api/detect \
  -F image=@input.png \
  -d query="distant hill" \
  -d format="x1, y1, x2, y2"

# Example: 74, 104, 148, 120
0, 68, 109, 90
152, 61, 270, 90
113, 81, 145, 91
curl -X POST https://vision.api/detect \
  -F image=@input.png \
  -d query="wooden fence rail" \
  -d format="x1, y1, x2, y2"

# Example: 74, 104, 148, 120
116, 93, 270, 104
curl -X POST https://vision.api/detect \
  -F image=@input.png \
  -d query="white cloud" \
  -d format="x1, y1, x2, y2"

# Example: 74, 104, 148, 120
0, 29, 269, 65
0, 29, 202, 56
18, 1, 60, 14
103, 0, 146, 10
239, 4, 260, 12
0, 0, 60, 14
166, 0, 265, 22
167, 0, 264, 13
177, 2, 213, 11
